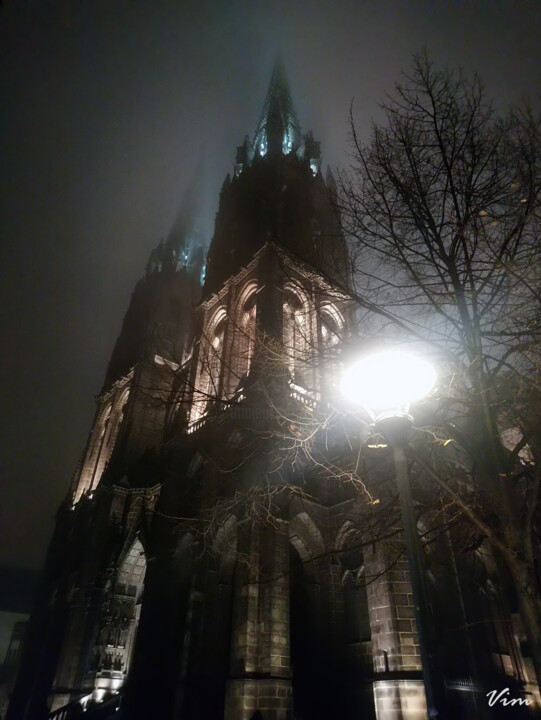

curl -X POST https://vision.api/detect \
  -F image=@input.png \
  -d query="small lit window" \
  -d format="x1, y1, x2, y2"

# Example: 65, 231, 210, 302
283, 132, 293, 154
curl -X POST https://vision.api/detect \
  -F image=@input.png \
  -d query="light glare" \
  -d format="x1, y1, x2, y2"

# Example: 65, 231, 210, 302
341, 350, 436, 414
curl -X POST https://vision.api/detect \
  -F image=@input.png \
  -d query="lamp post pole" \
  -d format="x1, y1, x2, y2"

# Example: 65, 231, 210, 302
378, 414, 440, 719
341, 350, 442, 718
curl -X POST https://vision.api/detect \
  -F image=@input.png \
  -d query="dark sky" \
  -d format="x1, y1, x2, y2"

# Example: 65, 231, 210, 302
1, 0, 539, 572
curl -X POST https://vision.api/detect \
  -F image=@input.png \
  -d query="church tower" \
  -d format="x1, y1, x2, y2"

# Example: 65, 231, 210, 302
7, 184, 206, 718
8, 63, 535, 720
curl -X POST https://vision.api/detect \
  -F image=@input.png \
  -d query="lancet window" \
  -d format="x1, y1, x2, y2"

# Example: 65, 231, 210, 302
208, 314, 226, 398
283, 287, 312, 388
232, 283, 257, 392
96, 403, 113, 454
192, 308, 227, 423
74, 386, 130, 502
319, 303, 344, 389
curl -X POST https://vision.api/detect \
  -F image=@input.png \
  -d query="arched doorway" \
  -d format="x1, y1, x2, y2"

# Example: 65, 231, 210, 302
92, 537, 146, 702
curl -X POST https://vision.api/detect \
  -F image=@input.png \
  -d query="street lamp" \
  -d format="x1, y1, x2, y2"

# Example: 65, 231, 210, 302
341, 349, 441, 720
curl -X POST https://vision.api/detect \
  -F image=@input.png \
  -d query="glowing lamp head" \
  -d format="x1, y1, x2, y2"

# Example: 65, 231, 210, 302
341, 350, 436, 418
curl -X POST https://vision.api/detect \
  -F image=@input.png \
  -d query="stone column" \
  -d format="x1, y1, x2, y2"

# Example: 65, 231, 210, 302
365, 541, 427, 720
225, 520, 291, 720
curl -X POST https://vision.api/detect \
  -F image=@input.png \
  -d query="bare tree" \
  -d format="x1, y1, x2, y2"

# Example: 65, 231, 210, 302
339, 49, 541, 685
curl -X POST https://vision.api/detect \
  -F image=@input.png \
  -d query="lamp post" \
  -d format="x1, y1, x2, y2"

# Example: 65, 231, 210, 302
341, 350, 441, 720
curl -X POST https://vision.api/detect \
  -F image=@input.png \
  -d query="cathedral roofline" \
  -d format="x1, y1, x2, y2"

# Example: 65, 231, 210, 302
199, 240, 351, 314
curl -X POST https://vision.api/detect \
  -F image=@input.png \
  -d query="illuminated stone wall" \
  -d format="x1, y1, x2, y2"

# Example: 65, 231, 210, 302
226, 521, 291, 720
366, 542, 427, 720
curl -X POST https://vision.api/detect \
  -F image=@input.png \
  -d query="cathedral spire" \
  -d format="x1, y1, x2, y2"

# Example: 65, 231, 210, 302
146, 158, 207, 283
253, 60, 301, 157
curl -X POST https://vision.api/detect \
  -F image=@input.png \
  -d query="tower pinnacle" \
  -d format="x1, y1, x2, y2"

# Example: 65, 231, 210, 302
253, 60, 301, 157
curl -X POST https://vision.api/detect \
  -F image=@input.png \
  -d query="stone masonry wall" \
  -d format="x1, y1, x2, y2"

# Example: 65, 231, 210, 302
365, 541, 427, 720
226, 520, 291, 720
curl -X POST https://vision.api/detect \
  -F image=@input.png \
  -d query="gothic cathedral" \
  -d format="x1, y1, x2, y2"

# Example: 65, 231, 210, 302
8, 64, 537, 720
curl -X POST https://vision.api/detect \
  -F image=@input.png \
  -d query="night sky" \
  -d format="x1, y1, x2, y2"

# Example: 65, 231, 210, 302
1, 0, 539, 573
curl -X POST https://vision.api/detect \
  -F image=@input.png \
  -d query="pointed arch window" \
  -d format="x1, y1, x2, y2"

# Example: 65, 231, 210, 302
319, 304, 344, 389
106, 388, 129, 449
283, 287, 311, 387
320, 305, 343, 348
234, 284, 257, 390
208, 314, 226, 400
88, 388, 130, 496
74, 385, 130, 502
95, 403, 113, 453
191, 307, 227, 423
241, 292, 257, 369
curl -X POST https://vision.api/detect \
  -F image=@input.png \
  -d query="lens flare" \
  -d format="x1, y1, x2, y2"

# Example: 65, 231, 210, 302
341, 350, 436, 414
